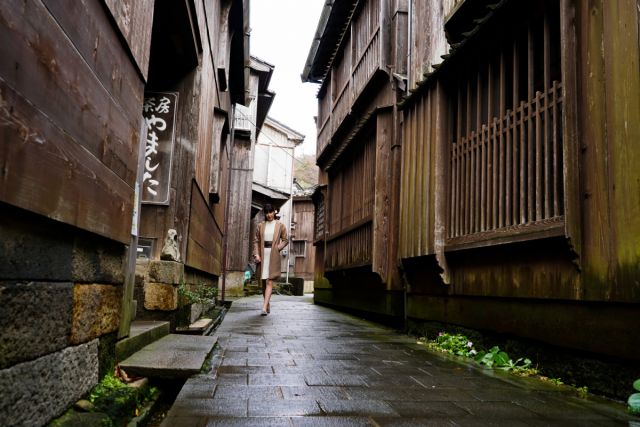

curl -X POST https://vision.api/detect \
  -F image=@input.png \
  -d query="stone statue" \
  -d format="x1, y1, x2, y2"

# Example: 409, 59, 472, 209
160, 229, 180, 262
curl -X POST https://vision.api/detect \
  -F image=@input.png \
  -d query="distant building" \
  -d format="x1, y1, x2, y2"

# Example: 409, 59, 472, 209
224, 57, 276, 296
292, 181, 317, 292
251, 117, 305, 278
302, 0, 406, 318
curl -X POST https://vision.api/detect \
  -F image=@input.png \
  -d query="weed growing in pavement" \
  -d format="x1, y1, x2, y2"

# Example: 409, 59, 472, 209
628, 378, 640, 415
420, 332, 535, 375
576, 386, 589, 399
474, 345, 534, 374
427, 332, 478, 357
541, 377, 564, 386
419, 332, 595, 399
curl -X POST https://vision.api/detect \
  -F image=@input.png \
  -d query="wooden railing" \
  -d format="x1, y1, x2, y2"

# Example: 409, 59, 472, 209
353, 29, 380, 100
325, 220, 372, 271
316, 117, 331, 158
315, 0, 382, 160
332, 81, 351, 135
448, 81, 564, 240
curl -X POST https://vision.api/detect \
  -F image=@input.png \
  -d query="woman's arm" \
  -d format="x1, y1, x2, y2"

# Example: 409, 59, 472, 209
253, 223, 261, 262
277, 222, 289, 251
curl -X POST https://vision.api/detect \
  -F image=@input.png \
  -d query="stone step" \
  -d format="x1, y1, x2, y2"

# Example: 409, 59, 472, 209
116, 320, 170, 362
118, 334, 217, 379
175, 306, 227, 336
175, 318, 214, 335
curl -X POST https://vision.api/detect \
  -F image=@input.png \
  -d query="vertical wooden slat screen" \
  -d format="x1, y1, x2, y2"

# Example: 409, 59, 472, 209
447, 1, 565, 241
326, 132, 376, 269
399, 83, 440, 259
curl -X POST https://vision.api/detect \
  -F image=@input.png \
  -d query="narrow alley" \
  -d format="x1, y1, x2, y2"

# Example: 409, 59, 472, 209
2, 0, 640, 425
162, 296, 633, 426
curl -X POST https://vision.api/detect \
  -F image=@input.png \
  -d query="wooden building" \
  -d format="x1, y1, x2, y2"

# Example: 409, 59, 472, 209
399, 0, 640, 391
224, 57, 275, 296
292, 184, 317, 290
302, 0, 408, 319
0, 0, 249, 424
253, 117, 305, 277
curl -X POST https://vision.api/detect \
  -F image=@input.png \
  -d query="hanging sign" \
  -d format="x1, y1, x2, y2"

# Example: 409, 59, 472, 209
141, 92, 178, 204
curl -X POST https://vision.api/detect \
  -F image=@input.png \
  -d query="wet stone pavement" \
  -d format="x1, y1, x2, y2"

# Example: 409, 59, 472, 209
161, 295, 636, 426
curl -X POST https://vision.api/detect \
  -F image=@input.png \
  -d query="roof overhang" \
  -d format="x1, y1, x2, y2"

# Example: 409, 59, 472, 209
251, 181, 290, 216
301, 0, 359, 83
229, 0, 250, 105
251, 56, 276, 134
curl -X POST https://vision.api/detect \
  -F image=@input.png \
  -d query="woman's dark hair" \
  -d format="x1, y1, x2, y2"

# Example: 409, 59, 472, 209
263, 203, 275, 214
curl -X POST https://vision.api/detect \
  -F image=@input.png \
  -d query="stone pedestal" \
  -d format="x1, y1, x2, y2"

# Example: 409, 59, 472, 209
144, 282, 179, 311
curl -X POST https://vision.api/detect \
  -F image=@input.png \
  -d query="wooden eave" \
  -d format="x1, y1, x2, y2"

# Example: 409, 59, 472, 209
229, 0, 250, 105
302, 0, 359, 83
398, 0, 510, 110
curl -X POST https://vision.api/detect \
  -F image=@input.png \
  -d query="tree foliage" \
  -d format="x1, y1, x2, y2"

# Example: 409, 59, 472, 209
294, 154, 319, 189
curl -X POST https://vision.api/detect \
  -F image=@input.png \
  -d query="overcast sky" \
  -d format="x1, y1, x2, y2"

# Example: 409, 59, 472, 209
250, 0, 325, 156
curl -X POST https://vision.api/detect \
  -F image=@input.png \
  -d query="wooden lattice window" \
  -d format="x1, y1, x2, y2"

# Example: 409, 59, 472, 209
314, 193, 326, 241
448, 0, 564, 244
291, 240, 307, 257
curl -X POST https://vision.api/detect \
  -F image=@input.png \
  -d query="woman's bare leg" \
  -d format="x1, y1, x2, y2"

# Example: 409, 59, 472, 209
262, 279, 273, 312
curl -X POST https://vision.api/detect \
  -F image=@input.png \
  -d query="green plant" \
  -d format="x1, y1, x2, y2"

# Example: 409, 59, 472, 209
628, 378, 640, 415
576, 386, 589, 399
475, 346, 509, 368
475, 346, 533, 373
539, 376, 564, 386
429, 332, 478, 357
88, 374, 128, 403
178, 282, 218, 305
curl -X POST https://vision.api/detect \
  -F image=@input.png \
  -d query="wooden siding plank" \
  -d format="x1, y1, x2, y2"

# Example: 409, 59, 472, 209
186, 180, 222, 275
602, 0, 640, 298
560, 0, 582, 259
42, 0, 144, 121
422, 95, 430, 255
0, 0, 139, 187
103, 0, 154, 80
535, 91, 542, 221
543, 13, 552, 219
499, 49, 506, 228
0, 79, 132, 244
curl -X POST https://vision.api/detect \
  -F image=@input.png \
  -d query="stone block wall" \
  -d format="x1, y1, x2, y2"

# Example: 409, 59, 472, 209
0, 204, 125, 425
133, 260, 218, 330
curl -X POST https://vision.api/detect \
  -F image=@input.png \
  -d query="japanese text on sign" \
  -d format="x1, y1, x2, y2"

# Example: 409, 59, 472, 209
141, 92, 178, 204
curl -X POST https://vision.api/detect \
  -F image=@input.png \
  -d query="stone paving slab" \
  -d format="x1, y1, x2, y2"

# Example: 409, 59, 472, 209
161, 295, 636, 426
119, 334, 216, 379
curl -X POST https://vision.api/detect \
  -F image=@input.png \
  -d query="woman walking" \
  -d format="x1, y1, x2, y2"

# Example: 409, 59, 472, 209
253, 204, 288, 315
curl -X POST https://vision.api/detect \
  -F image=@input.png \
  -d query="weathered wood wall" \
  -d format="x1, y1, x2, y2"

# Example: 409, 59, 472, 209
402, 0, 640, 302
104, 0, 154, 80
400, 0, 640, 360
575, 0, 640, 302
187, 181, 223, 275
226, 136, 255, 271
0, 0, 146, 245
313, 0, 406, 302
399, 84, 438, 260
408, 1, 449, 90
293, 198, 316, 279
326, 130, 376, 271
137, 0, 237, 279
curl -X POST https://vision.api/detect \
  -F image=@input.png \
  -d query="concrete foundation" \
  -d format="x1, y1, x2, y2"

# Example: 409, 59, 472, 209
223, 271, 246, 298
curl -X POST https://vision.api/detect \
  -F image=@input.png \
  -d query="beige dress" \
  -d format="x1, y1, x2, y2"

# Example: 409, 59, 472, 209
261, 220, 276, 280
